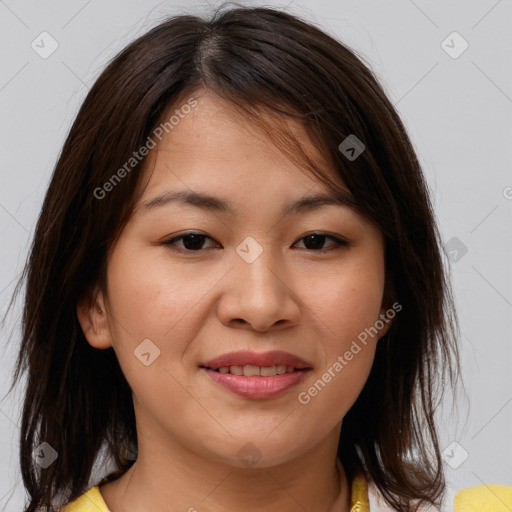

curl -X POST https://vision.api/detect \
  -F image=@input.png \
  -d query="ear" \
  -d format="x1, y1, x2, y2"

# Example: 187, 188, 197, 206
378, 273, 397, 340
76, 284, 113, 349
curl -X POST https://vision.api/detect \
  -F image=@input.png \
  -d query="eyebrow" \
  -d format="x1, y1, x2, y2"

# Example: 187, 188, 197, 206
138, 189, 359, 217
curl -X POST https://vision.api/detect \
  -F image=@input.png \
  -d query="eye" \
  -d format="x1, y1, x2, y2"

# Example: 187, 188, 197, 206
160, 231, 349, 253
293, 232, 349, 252
160, 232, 220, 252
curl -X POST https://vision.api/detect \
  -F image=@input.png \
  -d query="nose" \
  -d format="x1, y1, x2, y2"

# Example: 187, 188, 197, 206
216, 246, 301, 332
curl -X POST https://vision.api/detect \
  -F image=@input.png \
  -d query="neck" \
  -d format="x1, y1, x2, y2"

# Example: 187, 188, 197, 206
100, 433, 352, 512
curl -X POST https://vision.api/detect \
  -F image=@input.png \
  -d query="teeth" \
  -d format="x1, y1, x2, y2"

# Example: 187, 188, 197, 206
229, 365, 243, 375
243, 365, 261, 377
276, 365, 287, 375
260, 366, 277, 377
212, 365, 298, 376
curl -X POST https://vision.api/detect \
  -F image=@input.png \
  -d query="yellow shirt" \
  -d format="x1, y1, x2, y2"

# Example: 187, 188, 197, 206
59, 473, 512, 511
60, 473, 369, 512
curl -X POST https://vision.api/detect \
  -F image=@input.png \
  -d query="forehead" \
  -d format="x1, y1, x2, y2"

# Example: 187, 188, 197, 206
138, 89, 348, 203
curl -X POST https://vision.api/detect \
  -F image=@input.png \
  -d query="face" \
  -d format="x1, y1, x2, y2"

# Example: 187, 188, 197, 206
78, 88, 392, 469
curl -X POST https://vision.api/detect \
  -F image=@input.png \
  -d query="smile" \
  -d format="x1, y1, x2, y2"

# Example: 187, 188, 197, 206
200, 366, 311, 399
199, 350, 313, 399
204, 364, 299, 376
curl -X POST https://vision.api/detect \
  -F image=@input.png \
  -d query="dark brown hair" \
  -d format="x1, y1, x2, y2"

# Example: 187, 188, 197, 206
5, 3, 461, 511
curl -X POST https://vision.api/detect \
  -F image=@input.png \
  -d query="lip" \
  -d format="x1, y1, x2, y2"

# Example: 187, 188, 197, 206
202, 368, 311, 399
200, 350, 313, 370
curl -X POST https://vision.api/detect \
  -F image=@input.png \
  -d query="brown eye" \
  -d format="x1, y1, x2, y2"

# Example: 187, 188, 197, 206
160, 231, 349, 254
161, 232, 220, 252
293, 233, 349, 252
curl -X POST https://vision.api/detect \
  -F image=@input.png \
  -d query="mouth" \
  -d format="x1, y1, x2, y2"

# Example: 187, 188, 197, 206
199, 350, 313, 399
200, 364, 304, 376
200, 349, 313, 372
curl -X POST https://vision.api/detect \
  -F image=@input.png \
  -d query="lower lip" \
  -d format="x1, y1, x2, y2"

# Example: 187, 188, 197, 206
202, 368, 310, 399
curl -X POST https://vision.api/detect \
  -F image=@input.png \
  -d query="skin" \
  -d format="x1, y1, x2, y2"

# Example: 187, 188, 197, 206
77, 88, 393, 512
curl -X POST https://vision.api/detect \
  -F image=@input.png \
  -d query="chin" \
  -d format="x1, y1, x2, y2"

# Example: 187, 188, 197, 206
200, 434, 312, 470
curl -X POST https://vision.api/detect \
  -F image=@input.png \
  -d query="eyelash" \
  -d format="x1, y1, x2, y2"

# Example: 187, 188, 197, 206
160, 231, 349, 253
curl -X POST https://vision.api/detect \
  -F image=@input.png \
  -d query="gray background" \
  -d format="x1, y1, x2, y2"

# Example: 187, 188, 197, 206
0, 0, 511, 510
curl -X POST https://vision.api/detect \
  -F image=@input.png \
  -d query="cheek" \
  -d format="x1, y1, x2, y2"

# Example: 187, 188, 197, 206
105, 242, 210, 398
296, 299, 378, 422
106, 241, 206, 337
296, 256, 384, 413
306, 256, 385, 347
104, 241, 205, 379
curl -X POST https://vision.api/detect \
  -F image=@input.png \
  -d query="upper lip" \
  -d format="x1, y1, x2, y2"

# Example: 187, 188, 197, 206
201, 350, 313, 370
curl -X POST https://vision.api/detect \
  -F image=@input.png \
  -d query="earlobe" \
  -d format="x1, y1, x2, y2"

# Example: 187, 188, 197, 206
378, 274, 396, 340
76, 286, 113, 349
377, 313, 393, 340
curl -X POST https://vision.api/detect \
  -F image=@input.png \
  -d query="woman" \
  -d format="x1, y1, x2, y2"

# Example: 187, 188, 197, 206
7, 4, 510, 511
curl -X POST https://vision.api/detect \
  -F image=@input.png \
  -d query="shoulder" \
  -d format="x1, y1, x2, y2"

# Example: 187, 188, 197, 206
366, 477, 440, 511
59, 486, 111, 512
454, 483, 512, 511
366, 477, 512, 512
366, 480, 436, 511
